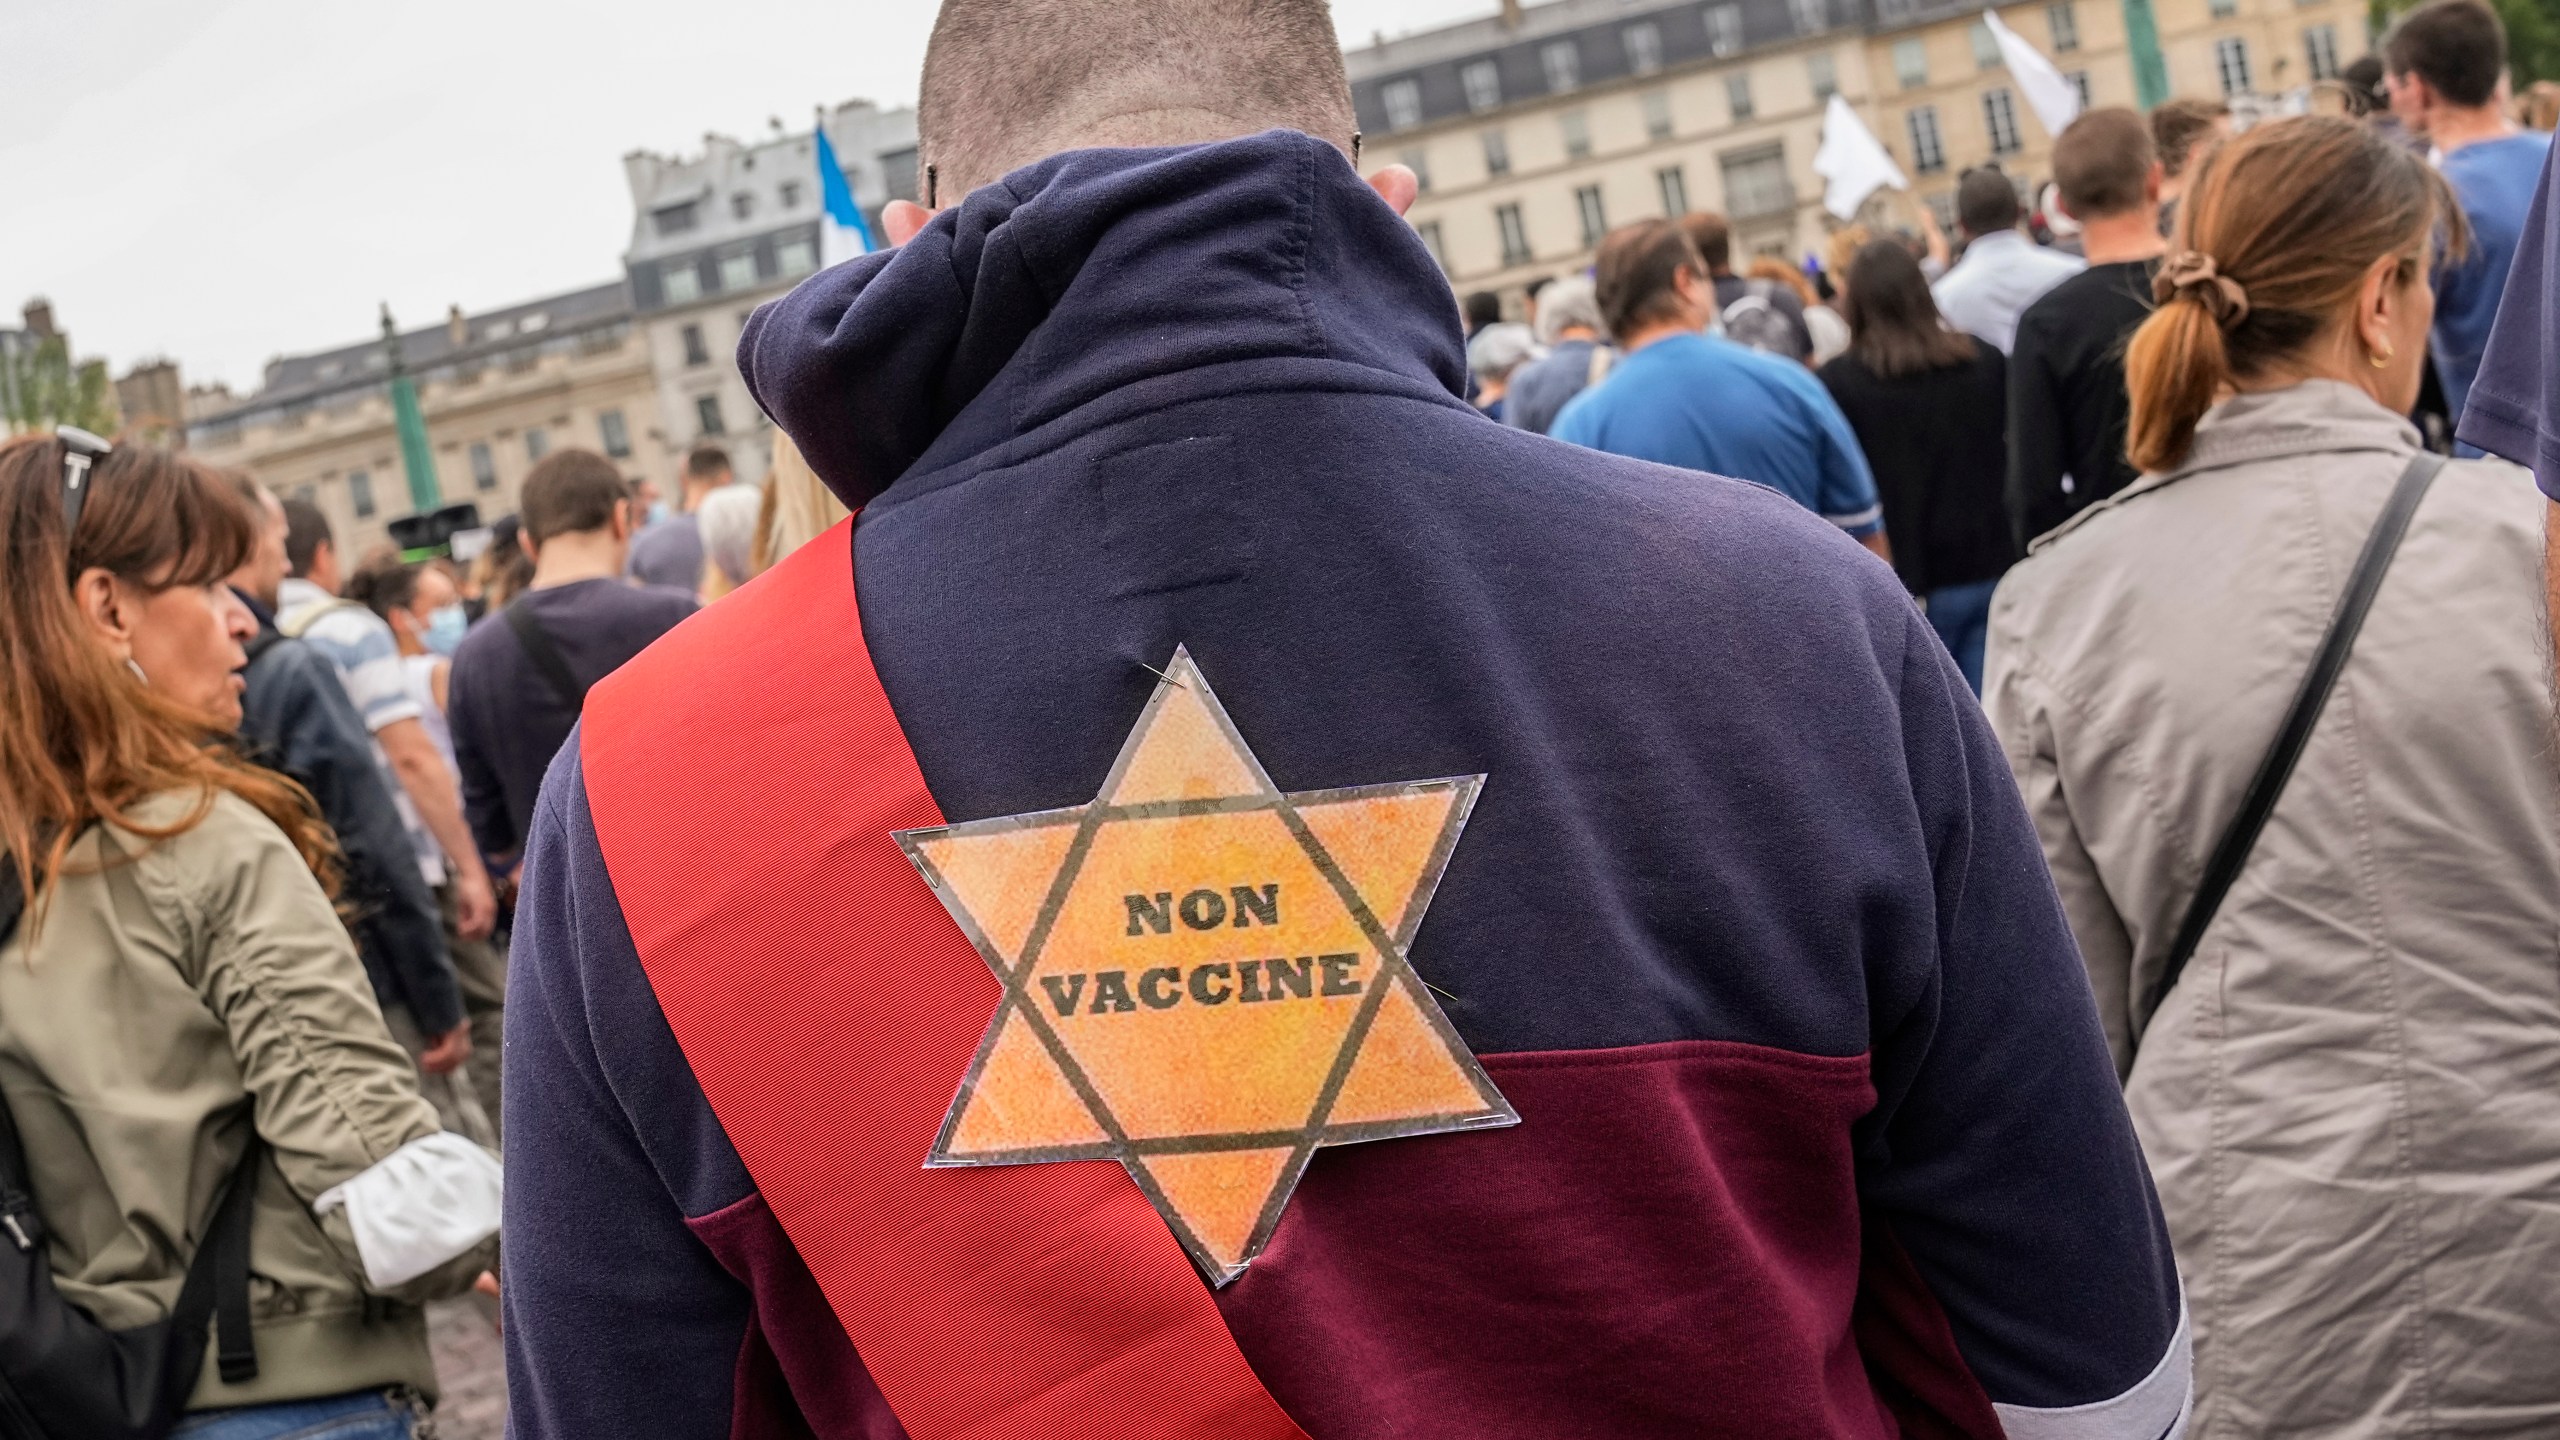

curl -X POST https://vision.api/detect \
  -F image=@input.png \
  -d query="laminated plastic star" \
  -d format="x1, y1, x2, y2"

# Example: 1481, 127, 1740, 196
895, 647, 1517, 1285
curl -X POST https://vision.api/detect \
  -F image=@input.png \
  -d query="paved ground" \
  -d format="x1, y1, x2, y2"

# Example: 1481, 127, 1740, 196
428, 1294, 508, 1439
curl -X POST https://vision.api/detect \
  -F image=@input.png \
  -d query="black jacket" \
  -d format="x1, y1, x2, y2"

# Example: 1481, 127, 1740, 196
233, 594, 462, 1035
1819, 343, 2018, 594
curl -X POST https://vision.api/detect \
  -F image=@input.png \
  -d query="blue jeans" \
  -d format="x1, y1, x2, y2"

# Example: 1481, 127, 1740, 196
172, 1390, 415, 1440
1925, 578, 2001, 695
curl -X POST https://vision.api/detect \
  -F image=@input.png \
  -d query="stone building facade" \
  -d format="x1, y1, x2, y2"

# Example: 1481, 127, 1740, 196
187, 283, 668, 559
1349, 0, 2370, 306
620, 100, 918, 485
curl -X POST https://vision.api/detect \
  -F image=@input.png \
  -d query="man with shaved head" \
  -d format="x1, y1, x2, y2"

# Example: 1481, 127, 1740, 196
502, 2, 2188, 1436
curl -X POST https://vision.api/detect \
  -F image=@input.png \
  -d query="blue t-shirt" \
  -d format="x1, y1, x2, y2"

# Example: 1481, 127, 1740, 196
1550, 332, 1883, 535
2459, 131, 2560, 498
2434, 131, 2554, 427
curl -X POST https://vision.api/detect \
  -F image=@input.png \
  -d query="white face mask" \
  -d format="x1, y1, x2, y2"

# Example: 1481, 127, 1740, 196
422, 604, 468, 657
645, 501, 673, 526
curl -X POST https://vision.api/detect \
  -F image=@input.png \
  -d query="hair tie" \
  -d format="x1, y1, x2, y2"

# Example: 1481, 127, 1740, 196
2154, 250, 2251, 328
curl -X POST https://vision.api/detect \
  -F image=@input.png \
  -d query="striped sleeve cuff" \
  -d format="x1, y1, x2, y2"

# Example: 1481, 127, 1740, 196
1994, 1298, 2192, 1440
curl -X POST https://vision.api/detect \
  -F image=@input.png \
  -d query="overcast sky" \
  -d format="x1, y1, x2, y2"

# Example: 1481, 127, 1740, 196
0, 0, 1491, 393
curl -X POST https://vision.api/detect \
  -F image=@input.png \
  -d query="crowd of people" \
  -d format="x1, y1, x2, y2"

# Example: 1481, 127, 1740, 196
1, 0, 2556, 1433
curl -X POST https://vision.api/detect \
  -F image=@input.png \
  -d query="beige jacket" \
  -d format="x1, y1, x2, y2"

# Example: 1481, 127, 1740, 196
0, 789, 495, 1409
1985, 381, 2560, 1437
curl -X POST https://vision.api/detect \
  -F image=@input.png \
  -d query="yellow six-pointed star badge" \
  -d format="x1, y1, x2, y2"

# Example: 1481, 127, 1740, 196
894, 647, 1517, 1284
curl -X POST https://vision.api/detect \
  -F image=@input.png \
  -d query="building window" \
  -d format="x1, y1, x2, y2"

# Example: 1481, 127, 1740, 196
682, 323, 710, 367
2216, 36, 2252, 95
717, 249, 757, 293
1496, 202, 1532, 265
731, 193, 756, 221
469, 443, 497, 492
1706, 6, 1743, 57
778, 237, 817, 275
1642, 88, 1675, 139
779, 181, 802, 208
1561, 109, 1593, 159
1462, 60, 1502, 112
1907, 105, 1947, 172
1894, 38, 1929, 88
1983, 87, 2024, 153
1973, 21, 2007, 69
661, 261, 701, 305
1416, 220, 1448, 273
2305, 23, 2341, 80
1483, 129, 1512, 176
1542, 41, 1582, 93
1791, 0, 1827, 33
1726, 71, 1755, 122
695, 394, 726, 437
1720, 144, 1794, 220
2068, 69, 2093, 106
2209, 0, 2237, 15
1383, 78, 1424, 129
2047, 2, 2080, 51
1402, 148, 1432, 192
600, 410, 632, 458
1809, 52, 1839, 100
1625, 21, 1665, 74
348, 470, 375, 520
1576, 184, 1609, 246
524, 427, 548, 462
1658, 164, 1690, 216
651, 201, 698, 237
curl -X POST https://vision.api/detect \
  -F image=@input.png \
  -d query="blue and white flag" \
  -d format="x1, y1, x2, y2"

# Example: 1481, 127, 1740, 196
816, 124, 875, 267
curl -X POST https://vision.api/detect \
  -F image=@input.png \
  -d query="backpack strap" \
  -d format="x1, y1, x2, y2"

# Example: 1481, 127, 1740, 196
206, 1132, 264, 1384
2139, 451, 2445, 1035
504, 601, 590, 712
277, 598, 361, 640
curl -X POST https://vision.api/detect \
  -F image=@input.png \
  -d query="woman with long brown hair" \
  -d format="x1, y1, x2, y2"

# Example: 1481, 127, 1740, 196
1985, 116, 2560, 1432
0, 433, 496, 1437
1819, 238, 2015, 691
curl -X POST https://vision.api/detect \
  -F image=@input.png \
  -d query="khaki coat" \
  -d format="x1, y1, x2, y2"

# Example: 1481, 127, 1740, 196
1985, 381, 2560, 1437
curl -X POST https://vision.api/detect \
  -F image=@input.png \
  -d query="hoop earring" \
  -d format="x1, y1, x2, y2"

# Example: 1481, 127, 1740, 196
2369, 347, 2393, 369
126, 657, 148, 686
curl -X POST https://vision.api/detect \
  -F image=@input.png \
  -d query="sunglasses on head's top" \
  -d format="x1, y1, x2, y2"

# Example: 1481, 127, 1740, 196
55, 425, 111, 546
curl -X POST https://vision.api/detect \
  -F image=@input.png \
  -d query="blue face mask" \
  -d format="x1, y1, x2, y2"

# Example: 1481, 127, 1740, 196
423, 604, 468, 657
646, 500, 672, 526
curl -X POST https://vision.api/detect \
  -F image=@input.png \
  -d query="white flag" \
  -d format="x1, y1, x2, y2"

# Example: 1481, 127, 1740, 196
1813, 95, 1910, 221
1983, 8, 2084, 137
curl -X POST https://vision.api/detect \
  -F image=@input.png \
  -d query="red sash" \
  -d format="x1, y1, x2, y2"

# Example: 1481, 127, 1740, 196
582, 520, 1307, 1439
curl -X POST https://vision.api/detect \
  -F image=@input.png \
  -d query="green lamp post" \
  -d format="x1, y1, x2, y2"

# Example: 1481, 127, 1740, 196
380, 304, 442, 514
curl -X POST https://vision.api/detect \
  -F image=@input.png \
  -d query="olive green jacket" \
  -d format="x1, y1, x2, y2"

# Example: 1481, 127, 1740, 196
0, 789, 495, 1409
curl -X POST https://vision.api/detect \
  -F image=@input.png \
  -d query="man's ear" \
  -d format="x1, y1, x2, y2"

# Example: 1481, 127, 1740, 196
1368, 164, 1420, 217
518, 529, 539, 563
883, 200, 935, 247
2144, 161, 2164, 204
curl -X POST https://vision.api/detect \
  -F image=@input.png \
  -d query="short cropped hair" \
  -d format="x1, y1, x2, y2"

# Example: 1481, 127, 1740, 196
683, 443, 731, 481
280, 496, 333, 577
2052, 108, 2156, 219
2387, 0, 2507, 108
919, 0, 1356, 199
519, 450, 630, 545
1593, 219, 1705, 344
1682, 212, 1733, 272
1462, 291, 1504, 330
2150, 98, 2232, 178
1955, 168, 2021, 236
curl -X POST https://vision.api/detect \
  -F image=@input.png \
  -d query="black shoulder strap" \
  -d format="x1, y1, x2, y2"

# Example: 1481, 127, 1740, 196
2140, 451, 2445, 1032
204, 1133, 263, 1384
242, 629, 286, 670
505, 600, 590, 711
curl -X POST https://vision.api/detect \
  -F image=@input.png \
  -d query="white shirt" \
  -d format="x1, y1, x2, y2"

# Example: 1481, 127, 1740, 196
1930, 229, 2085, 354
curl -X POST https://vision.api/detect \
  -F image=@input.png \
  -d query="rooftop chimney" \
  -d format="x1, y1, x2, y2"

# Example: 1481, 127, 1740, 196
1500, 0, 1524, 28
448, 305, 468, 348
21, 299, 57, 340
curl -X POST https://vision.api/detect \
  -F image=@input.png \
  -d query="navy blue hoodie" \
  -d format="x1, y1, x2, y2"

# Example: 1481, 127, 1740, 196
503, 132, 2187, 1439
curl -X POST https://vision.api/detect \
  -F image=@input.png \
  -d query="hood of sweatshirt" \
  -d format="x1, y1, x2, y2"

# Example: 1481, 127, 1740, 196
737, 129, 1469, 509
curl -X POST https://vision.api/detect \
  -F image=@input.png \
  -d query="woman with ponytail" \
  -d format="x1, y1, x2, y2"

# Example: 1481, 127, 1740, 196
1985, 115, 2560, 1433
0, 434, 496, 1436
